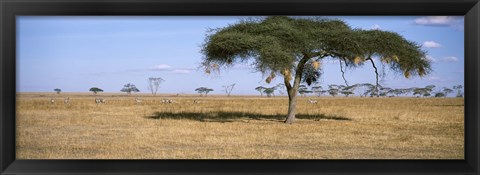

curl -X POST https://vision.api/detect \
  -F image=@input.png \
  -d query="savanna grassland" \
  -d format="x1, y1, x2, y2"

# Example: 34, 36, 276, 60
16, 92, 464, 159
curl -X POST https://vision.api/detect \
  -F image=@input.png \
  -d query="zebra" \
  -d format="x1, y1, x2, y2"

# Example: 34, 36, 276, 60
95, 97, 105, 104
162, 98, 173, 104
64, 97, 70, 105
193, 99, 200, 104
50, 98, 55, 104
95, 98, 101, 104
308, 98, 318, 104
135, 97, 142, 103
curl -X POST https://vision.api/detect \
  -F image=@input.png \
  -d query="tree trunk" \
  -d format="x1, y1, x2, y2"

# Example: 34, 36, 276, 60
283, 54, 310, 124
284, 89, 297, 124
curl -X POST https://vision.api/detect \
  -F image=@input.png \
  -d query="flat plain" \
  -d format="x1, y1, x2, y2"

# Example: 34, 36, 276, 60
16, 92, 464, 159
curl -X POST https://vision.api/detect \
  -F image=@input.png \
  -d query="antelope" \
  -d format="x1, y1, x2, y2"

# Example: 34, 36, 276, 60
135, 97, 142, 103
308, 98, 318, 104
193, 99, 200, 104
64, 97, 70, 105
50, 98, 55, 104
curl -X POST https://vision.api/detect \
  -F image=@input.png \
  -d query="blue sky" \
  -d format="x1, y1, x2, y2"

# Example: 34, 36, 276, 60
16, 16, 464, 95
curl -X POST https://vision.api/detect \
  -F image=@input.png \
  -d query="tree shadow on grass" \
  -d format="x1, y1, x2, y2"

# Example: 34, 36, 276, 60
145, 111, 351, 123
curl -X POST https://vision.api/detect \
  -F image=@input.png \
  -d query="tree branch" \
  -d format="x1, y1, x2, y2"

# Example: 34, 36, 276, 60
284, 75, 292, 92
366, 57, 379, 97
310, 51, 328, 58
339, 59, 349, 87
293, 55, 311, 89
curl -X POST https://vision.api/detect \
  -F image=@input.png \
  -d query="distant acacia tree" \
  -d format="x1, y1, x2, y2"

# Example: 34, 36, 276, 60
363, 83, 378, 97
298, 85, 312, 97
121, 83, 139, 96
434, 92, 446, 98
255, 86, 265, 96
453, 85, 463, 97
201, 16, 430, 124
222, 83, 236, 96
412, 85, 434, 98
442, 87, 453, 97
412, 87, 425, 97
379, 87, 392, 97
195, 87, 214, 96
311, 85, 324, 97
340, 85, 356, 97
147, 77, 164, 96
54, 88, 61, 94
328, 85, 340, 97
263, 87, 276, 97
89, 87, 104, 95
391, 89, 404, 97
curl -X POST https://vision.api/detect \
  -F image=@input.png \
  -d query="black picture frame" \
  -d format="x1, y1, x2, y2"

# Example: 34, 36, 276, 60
1, 0, 479, 174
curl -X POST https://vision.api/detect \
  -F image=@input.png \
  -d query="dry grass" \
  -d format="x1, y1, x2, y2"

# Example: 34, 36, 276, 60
16, 92, 464, 159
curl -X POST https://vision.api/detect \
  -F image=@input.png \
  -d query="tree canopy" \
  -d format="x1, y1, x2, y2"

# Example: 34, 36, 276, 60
195, 87, 214, 96
201, 16, 431, 124
89, 87, 104, 94
121, 83, 140, 95
202, 16, 430, 82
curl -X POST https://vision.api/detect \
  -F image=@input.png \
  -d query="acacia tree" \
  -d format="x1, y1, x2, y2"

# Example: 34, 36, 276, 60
453, 85, 463, 97
340, 85, 355, 97
263, 87, 276, 97
255, 86, 265, 96
442, 87, 453, 97
328, 85, 340, 97
195, 87, 214, 96
201, 16, 430, 124
147, 77, 164, 96
89, 87, 104, 95
121, 83, 140, 96
222, 83, 236, 96
311, 85, 324, 97
298, 85, 312, 97
54, 88, 61, 94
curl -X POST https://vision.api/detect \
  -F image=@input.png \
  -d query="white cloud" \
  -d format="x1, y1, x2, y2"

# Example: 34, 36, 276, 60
422, 41, 442, 48
171, 69, 191, 74
153, 64, 172, 70
148, 64, 193, 74
371, 24, 381, 30
414, 16, 464, 30
441, 56, 459, 62
424, 55, 459, 63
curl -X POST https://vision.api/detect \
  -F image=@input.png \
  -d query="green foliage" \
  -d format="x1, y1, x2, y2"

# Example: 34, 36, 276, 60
54, 88, 61, 94
340, 85, 356, 97
89, 87, 104, 94
201, 16, 431, 123
298, 85, 312, 96
263, 87, 276, 97
121, 83, 139, 95
195, 87, 214, 96
328, 84, 340, 97
201, 16, 430, 86
442, 87, 453, 97
255, 86, 266, 96
435, 92, 446, 98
